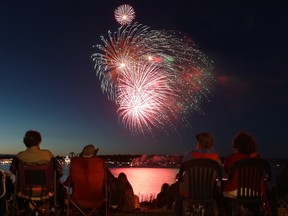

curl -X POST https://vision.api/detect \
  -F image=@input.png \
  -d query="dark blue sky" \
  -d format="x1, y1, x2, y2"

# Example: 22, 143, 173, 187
1, 1, 287, 158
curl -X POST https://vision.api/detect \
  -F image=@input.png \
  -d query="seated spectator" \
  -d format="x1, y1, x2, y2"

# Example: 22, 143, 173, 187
267, 163, 288, 216
223, 131, 260, 197
276, 163, 288, 201
223, 131, 272, 215
64, 144, 123, 210
9, 130, 65, 212
182, 132, 222, 164
167, 173, 179, 209
152, 183, 170, 209
64, 144, 115, 185
117, 172, 135, 212
174, 132, 221, 216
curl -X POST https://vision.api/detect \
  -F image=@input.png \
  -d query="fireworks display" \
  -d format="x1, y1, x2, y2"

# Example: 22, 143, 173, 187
114, 4, 135, 26
92, 5, 214, 134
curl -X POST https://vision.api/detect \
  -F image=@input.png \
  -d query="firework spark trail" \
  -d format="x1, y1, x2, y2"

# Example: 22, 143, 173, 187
141, 29, 214, 113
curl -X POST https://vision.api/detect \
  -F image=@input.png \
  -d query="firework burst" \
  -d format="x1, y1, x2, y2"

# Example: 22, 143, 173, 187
92, 21, 214, 134
92, 23, 152, 100
114, 4, 136, 26
116, 61, 178, 134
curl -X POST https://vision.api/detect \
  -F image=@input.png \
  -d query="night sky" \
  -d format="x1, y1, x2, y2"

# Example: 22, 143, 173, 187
1, 1, 287, 159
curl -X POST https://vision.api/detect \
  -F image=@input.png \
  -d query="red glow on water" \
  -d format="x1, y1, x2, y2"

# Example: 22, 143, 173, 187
110, 167, 179, 198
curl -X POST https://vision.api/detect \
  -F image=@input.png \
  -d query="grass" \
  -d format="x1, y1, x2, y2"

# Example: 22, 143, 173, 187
111, 208, 174, 216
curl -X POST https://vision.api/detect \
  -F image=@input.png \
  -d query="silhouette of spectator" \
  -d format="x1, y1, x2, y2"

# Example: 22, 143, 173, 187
267, 163, 288, 216
167, 173, 179, 209
152, 183, 170, 209
223, 131, 272, 215
276, 163, 288, 200
117, 172, 135, 212
9, 130, 65, 212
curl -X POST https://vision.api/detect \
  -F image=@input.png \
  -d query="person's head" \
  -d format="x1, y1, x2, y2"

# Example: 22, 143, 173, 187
161, 183, 169, 192
23, 130, 42, 148
233, 131, 257, 155
80, 144, 99, 158
118, 172, 127, 181
196, 132, 213, 149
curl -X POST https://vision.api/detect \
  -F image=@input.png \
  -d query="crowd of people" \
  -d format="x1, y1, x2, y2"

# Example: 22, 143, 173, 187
153, 131, 288, 216
1, 129, 288, 216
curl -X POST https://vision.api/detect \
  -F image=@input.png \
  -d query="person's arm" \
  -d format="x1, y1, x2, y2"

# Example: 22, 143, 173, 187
106, 167, 115, 180
9, 157, 19, 175
216, 154, 222, 165
223, 154, 233, 174
53, 157, 63, 178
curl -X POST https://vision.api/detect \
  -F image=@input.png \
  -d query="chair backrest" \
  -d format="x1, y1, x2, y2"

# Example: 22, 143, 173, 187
179, 158, 222, 202
15, 158, 56, 201
228, 158, 271, 200
69, 157, 107, 208
0, 169, 6, 198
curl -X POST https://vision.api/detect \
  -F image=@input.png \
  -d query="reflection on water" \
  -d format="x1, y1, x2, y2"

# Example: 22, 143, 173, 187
110, 167, 179, 197
61, 165, 179, 198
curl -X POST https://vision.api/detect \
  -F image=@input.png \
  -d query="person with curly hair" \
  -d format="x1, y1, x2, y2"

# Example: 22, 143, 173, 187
223, 131, 272, 215
223, 131, 260, 197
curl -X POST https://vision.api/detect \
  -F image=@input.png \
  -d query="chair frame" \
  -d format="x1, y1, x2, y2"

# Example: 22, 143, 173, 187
227, 157, 272, 216
178, 158, 223, 216
11, 158, 57, 216
0, 169, 8, 215
66, 157, 109, 216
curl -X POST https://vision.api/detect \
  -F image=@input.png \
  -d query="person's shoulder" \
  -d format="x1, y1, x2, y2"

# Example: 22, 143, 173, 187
250, 153, 261, 158
184, 149, 193, 156
182, 150, 194, 162
40, 149, 54, 156
225, 153, 252, 165
205, 148, 219, 154
40, 148, 53, 153
224, 153, 239, 162
225, 152, 240, 158
16, 150, 26, 157
225, 153, 234, 158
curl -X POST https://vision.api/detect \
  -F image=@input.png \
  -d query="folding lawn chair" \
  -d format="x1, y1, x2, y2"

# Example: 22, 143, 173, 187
11, 158, 57, 215
66, 157, 109, 216
1, 169, 8, 216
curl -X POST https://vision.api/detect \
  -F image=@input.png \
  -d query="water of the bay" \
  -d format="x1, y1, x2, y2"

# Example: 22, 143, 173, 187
63, 165, 179, 199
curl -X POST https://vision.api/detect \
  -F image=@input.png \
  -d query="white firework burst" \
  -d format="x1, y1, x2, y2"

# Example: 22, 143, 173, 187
114, 4, 135, 25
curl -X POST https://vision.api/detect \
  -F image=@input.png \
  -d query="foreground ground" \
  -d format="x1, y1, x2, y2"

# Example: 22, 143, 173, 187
111, 208, 174, 216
